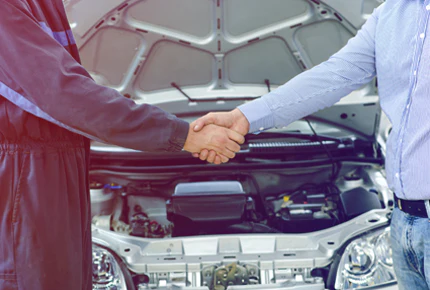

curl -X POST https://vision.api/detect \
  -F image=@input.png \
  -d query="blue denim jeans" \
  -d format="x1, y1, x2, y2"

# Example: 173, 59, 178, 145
391, 206, 430, 289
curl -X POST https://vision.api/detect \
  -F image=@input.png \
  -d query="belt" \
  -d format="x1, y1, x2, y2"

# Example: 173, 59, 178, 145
394, 195, 430, 218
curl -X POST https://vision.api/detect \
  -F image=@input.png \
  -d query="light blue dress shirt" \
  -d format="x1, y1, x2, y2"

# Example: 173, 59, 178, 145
239, 1, 430, 200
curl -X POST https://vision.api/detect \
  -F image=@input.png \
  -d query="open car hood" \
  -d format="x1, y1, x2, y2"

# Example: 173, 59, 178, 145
65, 0, 383, 139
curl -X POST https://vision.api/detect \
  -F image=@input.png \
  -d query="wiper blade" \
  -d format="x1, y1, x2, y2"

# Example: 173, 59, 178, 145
265, 79, 271, 92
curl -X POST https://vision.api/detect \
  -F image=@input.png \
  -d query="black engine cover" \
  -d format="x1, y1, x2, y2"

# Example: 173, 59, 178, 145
166, 181, 253, 236
340, 187, 382, 219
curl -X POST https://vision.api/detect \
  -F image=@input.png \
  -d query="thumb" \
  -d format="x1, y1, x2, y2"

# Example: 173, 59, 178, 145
193, 113, 215, 132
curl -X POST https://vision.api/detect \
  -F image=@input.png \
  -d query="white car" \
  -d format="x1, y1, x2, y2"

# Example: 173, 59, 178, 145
65, 0, 396, 289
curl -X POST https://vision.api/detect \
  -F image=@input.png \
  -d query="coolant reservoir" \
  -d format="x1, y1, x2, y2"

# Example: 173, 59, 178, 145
90, 182, 116, 217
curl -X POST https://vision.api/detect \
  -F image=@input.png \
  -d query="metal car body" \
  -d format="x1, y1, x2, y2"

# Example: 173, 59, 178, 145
64, 0, 396, 289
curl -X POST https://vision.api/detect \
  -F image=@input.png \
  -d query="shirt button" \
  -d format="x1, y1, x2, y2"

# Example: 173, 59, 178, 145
420, 33, 425, 39
426, 4, 430, 10
259, 127, 264, 131
414, 70, 417, 76
395, 173, 400, 179
406, 104, 410, 109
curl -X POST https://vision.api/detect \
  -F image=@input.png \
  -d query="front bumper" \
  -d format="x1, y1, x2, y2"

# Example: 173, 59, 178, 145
92, 210, 392, 290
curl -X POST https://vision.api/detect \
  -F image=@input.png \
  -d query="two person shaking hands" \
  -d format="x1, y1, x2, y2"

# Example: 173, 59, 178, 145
185, 109, 250, 165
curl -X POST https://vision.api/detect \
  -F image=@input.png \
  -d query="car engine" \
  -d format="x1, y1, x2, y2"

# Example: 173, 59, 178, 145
89, 161, 393, 290
90, 169, 383, 239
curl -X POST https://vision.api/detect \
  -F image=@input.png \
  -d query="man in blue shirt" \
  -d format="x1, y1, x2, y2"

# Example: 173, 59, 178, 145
194, 1, 430, 288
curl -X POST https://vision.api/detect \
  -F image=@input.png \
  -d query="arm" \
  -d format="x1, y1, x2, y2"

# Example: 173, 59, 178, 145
194, 3, 383, 152
240, 3, 380, 133
0, 0, 243, 158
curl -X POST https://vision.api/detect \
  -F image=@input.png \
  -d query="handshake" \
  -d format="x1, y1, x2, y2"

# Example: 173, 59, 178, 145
183, 108, 250, 164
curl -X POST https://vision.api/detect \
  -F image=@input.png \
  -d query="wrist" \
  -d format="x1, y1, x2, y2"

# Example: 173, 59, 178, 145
183, 124, 194, 152
232, 108, 250, 133
170, 118, 190, 152
237, 98, 274, 133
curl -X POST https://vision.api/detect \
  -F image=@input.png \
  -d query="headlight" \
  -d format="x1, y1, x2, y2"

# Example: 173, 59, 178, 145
92, 244, 128, 289
335, 227, 396, 289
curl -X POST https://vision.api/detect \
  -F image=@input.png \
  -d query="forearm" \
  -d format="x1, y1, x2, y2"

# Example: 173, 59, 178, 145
239, 61, 372, 133
0, 0, 189, 152
239, 4, 381, 133
42, 74, 190, 152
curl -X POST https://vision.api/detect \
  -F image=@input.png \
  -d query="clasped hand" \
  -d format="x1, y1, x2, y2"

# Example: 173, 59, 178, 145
183, 109, 250, 164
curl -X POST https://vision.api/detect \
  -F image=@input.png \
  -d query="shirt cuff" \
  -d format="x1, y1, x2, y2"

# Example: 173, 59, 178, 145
167, 118, 189, 152
238, 98, 275, 134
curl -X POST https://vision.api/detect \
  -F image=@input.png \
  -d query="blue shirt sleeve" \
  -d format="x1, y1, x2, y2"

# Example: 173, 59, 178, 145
238, 4, 383, 134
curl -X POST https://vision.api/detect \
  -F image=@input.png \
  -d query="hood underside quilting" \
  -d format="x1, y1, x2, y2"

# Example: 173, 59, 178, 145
65, 0, 383, 139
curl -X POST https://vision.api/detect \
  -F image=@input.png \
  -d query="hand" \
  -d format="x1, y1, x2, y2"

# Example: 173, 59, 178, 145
191, 109, 250, 163
183, 123, 245, 163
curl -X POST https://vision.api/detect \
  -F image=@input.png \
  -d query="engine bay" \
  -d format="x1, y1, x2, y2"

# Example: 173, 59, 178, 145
90, 164, 386, 239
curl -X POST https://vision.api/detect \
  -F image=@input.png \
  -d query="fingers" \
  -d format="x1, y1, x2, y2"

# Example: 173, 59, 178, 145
216, 140, 236, 159
226, 139, 241, 153
193, 113, 215, 132
191, 151, 227, 165
206, 150, 217, 163
199, 149, 209, 161
218, 128, 243, 156
205, 127, 242, 159
227, 129, 245, 145
220, 154, 229, 163
219, 149, 235, 159
208, 153, 229, 164
185, 123, 243, 162
192, 150, 225, 165
214, 155, 222, 164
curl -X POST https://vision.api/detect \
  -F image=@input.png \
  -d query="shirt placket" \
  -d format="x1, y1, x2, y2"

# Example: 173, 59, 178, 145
396, 3, 430, 195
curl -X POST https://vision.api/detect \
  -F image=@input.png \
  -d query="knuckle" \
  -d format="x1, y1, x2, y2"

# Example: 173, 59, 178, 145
207, 113, 215, 121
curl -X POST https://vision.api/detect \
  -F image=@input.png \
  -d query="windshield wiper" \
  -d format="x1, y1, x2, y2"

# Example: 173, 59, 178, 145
265, 79, 271, 92
171, 82, 259, 103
